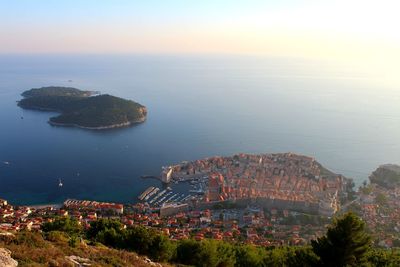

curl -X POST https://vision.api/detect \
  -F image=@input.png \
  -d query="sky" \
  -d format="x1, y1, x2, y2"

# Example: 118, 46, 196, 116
0, 0, 399, 84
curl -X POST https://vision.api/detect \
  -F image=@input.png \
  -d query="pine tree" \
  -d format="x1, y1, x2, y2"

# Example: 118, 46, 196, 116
311, 212, 372, 267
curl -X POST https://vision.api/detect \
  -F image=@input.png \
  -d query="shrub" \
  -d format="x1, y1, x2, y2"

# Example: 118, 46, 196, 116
46, 231, 69, 243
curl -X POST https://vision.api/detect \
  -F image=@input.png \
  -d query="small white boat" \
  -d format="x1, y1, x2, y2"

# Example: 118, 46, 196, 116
58, 179, 63, 187
3, 161, 10, 165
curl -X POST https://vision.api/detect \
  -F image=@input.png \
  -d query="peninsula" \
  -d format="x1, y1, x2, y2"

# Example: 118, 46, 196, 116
18, 86, 147, 129
161, 153, 353, 216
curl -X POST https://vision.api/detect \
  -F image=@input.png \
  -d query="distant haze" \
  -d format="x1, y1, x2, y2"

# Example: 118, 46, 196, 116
1, 0, 399, 85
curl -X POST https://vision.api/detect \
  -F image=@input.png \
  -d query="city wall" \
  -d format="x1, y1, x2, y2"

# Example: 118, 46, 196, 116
194, 197, 320, 215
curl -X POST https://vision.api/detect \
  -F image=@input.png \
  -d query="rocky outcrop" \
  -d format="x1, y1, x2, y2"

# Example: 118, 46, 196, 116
143, 257, 162, 267
370, 164, 400, 189
65, 255, 91, 266
0, 248, 18, 267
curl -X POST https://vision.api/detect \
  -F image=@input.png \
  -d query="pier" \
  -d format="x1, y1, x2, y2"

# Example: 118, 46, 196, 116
138, 186, 155, 201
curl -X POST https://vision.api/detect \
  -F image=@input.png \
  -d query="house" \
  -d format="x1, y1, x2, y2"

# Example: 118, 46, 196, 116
0, 199, 8, 207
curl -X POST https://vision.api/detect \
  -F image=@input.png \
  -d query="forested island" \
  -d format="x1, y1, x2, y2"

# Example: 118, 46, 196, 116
18, 86, 147, 130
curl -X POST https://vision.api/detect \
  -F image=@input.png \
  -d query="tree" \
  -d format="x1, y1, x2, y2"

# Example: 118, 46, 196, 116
95, 228, 120, 247
216, 241, 236, 267
366, 249, 400, 267
285, 247, 319, 267
176, 239, 201, 266
234, 244, 264, 267
87, 218, 124, 240
148, 234, 175, 262
311, 212, 372, 267
123, 226, 156, 255
176, 239, 232, 267
196, 239, 219, 267
42, 217, 82, 236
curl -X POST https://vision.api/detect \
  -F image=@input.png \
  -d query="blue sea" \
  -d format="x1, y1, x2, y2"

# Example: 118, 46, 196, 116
0, 54, 399, 205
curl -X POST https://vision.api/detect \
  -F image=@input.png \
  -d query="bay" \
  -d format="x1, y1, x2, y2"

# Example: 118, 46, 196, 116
0, 54, 399, 205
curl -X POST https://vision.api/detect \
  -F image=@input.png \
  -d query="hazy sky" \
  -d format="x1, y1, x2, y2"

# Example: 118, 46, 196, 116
1, 0, 399, 83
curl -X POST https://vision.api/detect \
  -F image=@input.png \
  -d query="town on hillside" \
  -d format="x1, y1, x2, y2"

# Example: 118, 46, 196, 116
1, 154, 400, 248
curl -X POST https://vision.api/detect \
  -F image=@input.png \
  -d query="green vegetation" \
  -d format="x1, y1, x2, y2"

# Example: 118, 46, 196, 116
370, 165, 400, 189
42, 217, 82, 236
0, 231, 160, 267
280, 214, 331, 226
311, 213, 372, 266
22, 86, 93, 98
2, 213, 391, 266
18, 86, 147, 129
375, 193, 388, 206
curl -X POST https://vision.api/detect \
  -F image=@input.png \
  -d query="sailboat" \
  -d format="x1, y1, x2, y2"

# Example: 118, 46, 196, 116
58, 179, 63, 187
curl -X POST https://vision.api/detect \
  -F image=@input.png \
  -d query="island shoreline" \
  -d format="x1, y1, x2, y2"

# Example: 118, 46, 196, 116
48, 116, 146, 130
17, 86, 147, 130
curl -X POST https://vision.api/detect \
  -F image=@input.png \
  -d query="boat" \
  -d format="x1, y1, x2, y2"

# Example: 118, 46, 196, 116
174, 194, 185, 202
138, 186, 155, 200
3, 161, 10, 165
181, 195, 192, 202
58, 179, 63, 187
149, 189, 167, 204
189, 188, 205, 194
144, 187, 159, 201
165, 193, 179, 203
156, 191, 173, 205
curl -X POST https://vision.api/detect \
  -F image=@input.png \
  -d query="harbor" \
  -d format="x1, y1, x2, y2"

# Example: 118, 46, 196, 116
137, 185, 196, 208
137, 169, 209, 208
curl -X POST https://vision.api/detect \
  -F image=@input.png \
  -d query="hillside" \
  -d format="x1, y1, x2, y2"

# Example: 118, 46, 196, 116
369, 164, 400, 189
18, 87, 147, 129
0, 231, 167, 267
1, 215, 400, 267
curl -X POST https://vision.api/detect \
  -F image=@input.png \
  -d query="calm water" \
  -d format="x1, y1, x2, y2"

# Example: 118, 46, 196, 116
0, 54, 399, 205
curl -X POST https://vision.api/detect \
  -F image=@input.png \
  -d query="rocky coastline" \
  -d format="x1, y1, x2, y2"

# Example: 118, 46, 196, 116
48, 115, 146, 130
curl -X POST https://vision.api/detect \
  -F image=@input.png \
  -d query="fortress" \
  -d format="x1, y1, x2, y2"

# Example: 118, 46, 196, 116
162, 153, 350, 216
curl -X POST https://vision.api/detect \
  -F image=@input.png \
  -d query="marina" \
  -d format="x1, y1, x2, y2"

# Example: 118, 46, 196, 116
136, 170, 209, 208
144, 187, 159, 201
149, 188, 168, 204
138, 186, 155, 201
137, 185, 193, 207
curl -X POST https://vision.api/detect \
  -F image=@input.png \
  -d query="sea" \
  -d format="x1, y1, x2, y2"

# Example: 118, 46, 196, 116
0, 54, 399, 205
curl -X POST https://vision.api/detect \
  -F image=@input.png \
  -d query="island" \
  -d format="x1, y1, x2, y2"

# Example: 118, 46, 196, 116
18, 86, 147, 130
